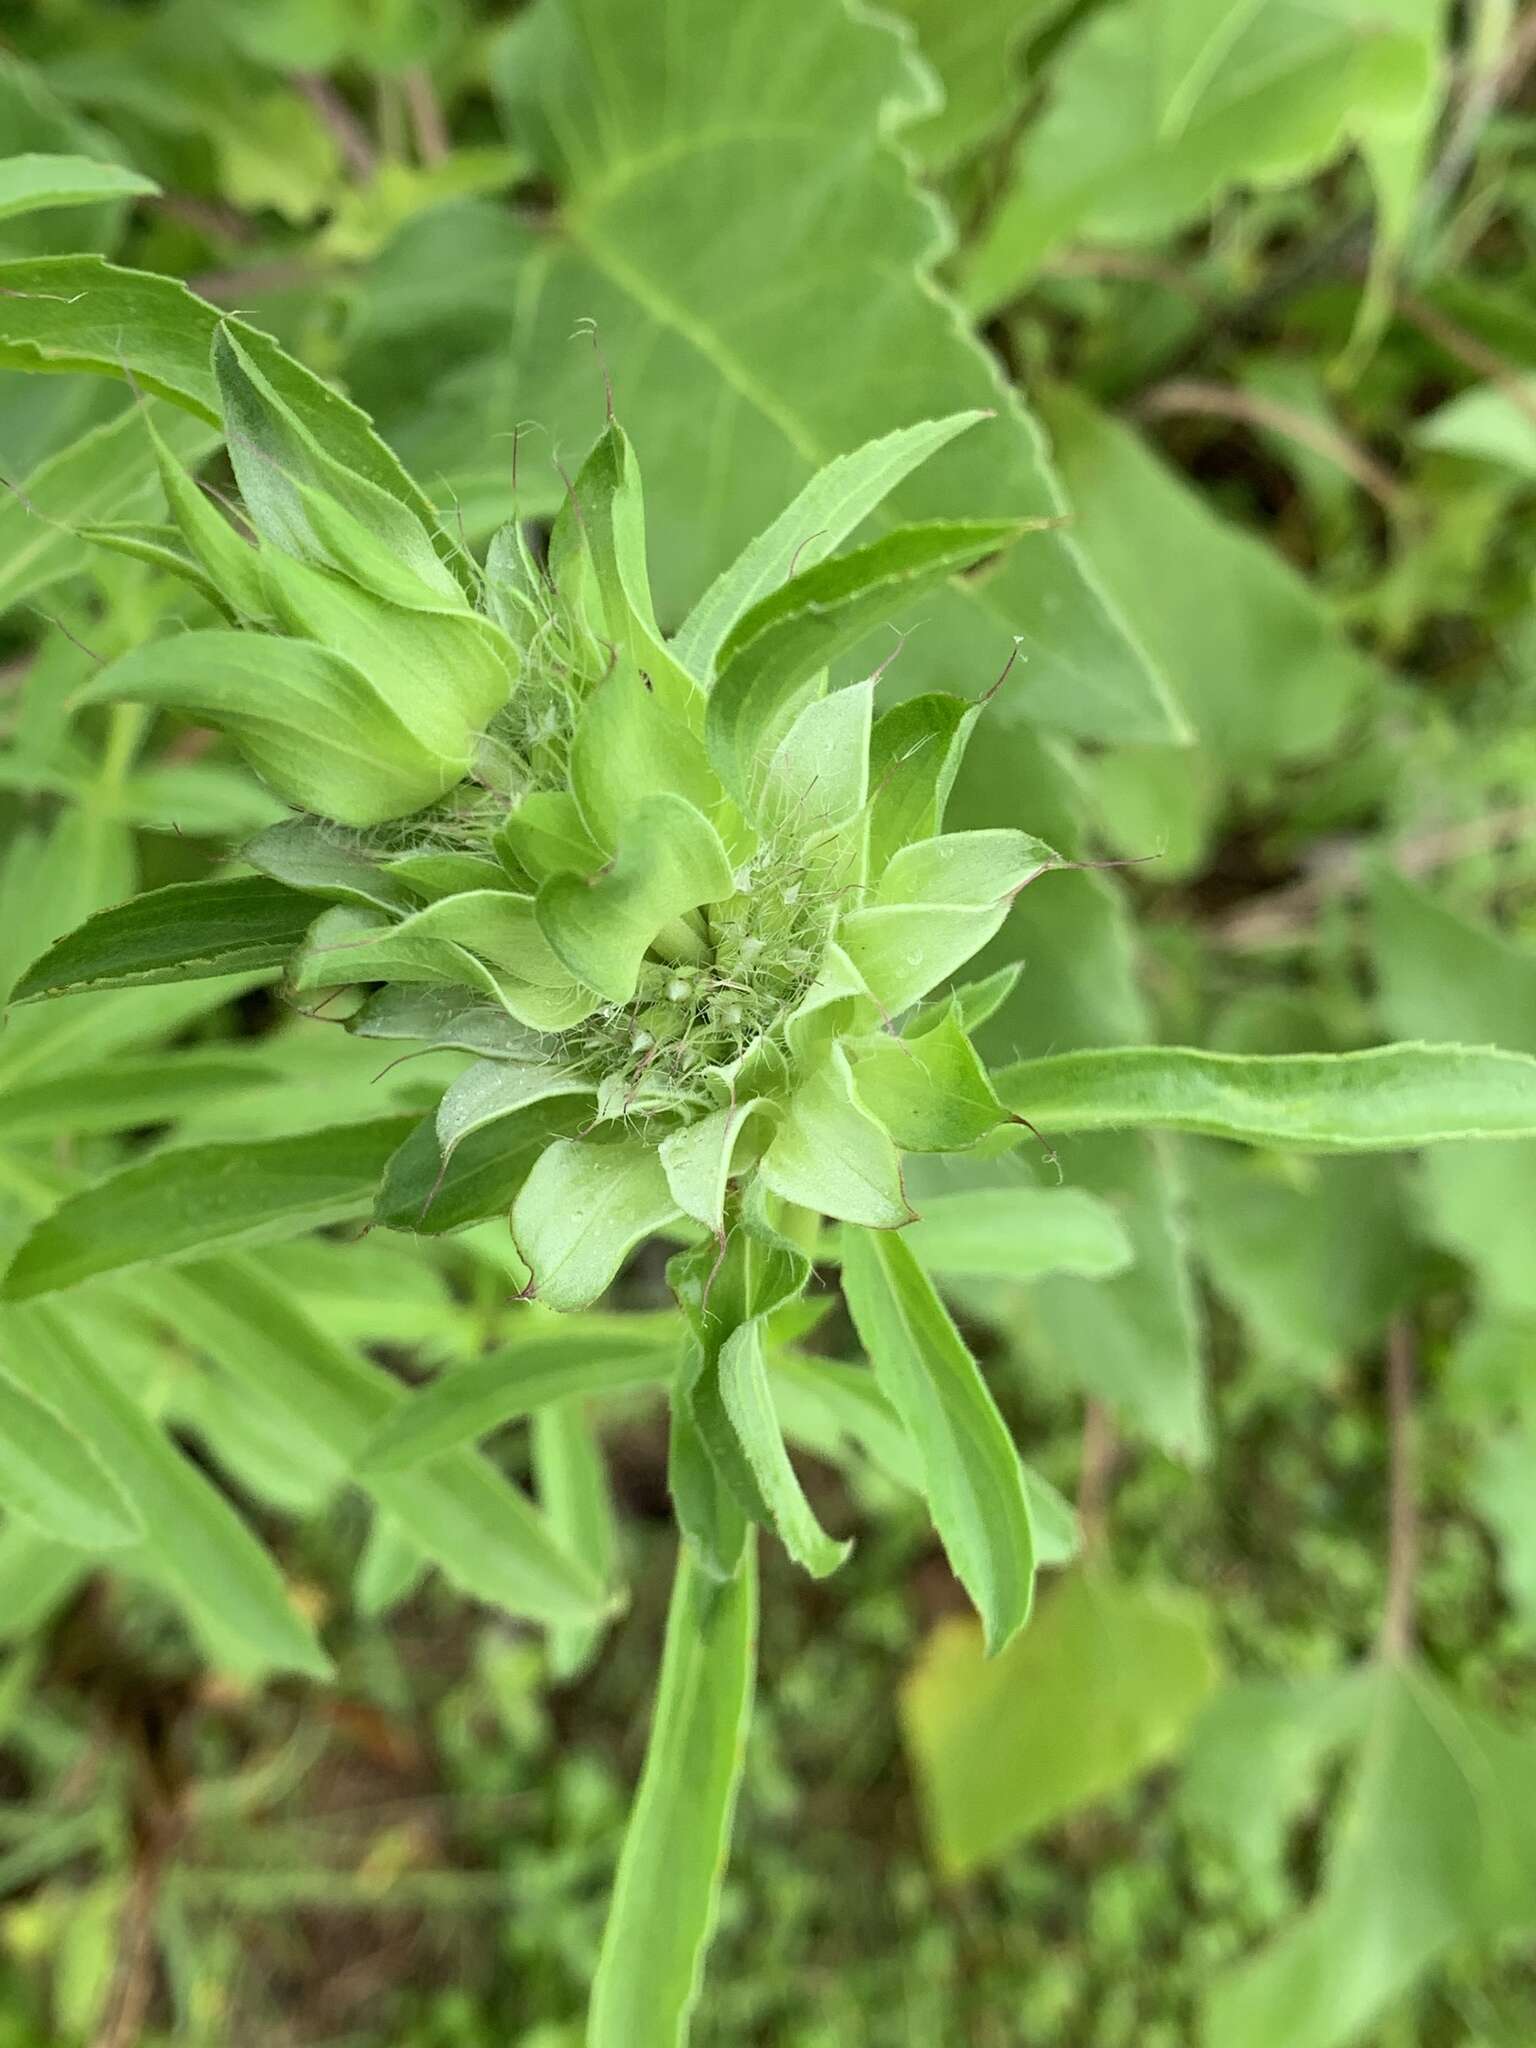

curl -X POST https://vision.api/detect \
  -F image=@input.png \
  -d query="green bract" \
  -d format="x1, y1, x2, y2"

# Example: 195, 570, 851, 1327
68, 368, 1055, 1330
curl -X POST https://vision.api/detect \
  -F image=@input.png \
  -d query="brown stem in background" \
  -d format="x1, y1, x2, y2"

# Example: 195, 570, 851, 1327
1076, 1399, 1119, 1559
1378, 1318, 1419, 1662
90, 1798, 184, 2048
1395, 290, 1536, 435
1416, 3, 1536, 247
403, 65, 449, 166
1212, 802, 1536, 950
292, 73, 377, 182
1137, 379, 1408, 518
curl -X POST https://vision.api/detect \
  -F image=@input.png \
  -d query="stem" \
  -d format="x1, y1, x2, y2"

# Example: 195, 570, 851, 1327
1378, 1317, 1419, 1662
1136, 379, 1408, 518
292, 73, 377, 182
1076, 1399, 1118, 1560
403, 65, 450, 166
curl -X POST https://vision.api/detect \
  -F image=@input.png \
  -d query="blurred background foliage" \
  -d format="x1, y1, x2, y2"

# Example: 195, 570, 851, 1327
1, 0, 1535, 2040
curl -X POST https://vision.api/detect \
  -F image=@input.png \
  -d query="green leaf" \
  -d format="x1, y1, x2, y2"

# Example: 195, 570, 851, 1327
587, 1540, 756, 2048
964, 2, 1429, 311
242, 818, 416, 914
537, 794, 735, 1005
760, 1048, 913, 1229
358, 1318, 680, 1471
0, 1303, 329, 1678
435, 1058, 596, 1167
659, 1102, 768, 1235
902, 1187, 1134, 1281
864, 692, 982, 880
0, 1049, 277, 1141
673, 410, 990, 677
512, 1140, 682, 1311
357, 0, 1176, 744
717, 1316, 850, 1579
534, 1399, 620, 1680
375, 1097, 591, 1236
0, 1365, 143, 1549
0, 256, 440, 533
1, 1117, 416, 1299
997, 1043, 1536, 1150
840, 1227, 1033, 1651
902, 1572, 1220, 1874
9, 875, 316, 1003
706, 520, 1026, 795
0, 402, 218, 616
851, 1004, 1009, 1152
147, 1261, 612, 1627
755, 679, 874, 836
73, 629, 462, 827
0, 154, 157, 224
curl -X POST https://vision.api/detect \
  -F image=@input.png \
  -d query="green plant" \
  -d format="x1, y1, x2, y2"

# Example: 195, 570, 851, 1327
5, 174, 1536, 2038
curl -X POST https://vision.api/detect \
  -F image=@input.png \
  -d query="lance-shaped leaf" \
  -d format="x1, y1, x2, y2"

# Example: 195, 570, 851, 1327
148, 411, 269, 617
706, 520, 1027, 796
839, 829, 1059, 1013
72, 630, 460, 827
718, 1317, 851, 1579
148, 1261, 612, 1627
996, 1043, 1536, 1150
0, 1049, 276, 1142
359, 1316, 681, 1471
535, 1400, 621, 1679
1, 1116, 416, 1299
675, 410, 990, 677
0, 1368, 143, 1549
841, 1227, 1034, 1651
760, 1046, 912, 1228
851, 1002, 1009, 1152
10, 875, 316, 1001
0, 153, 158, 223
588, 1541, 756, 2048
537, 793, 735, 1005
348, 986, 544, 1060
376, 1095, 591, 1234
513, 1139, 682, 1311
0, 257, 439, 532
902, 1187, 1135, 1282
2, 1304, 329, 1679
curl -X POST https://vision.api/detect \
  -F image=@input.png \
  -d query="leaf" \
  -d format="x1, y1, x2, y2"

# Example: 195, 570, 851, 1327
840, 1226, 1033, 1651
1205, 1665, 1536, 2048
0, 402, 218, 616
375, 1098, 593, 1236
1, 1117, 416, 1299
964, 2, 1429, 311
716, 1317, 850, 1580
0, 1048, 277, 1141
147, 1260, 612, 1627
512, 1139, 682, 1311
850, 1004, 1009, 1153
659, 1102, 767, 1235
0, 1364, 142, 1548
241, 817, 416, 914
73, 629, 461, 827
9, 874, 316, 1003
355, 0, 1178, 744
706, 520, 1026, 795
760, 1048, 913, 1229
0, 255, 440, 531
1037, 385, 1379, 824
902, 1187, 1134, 1281
673, 410, 989, 676
358, 1318, 680, 1470
537, 794, 735, 1004
0, 1302, 329, 1678
587, 1540, 756, 2048
902, 1572, 1220, 1874
0, 154, 157, 224
1417, 379, 1536, 480
997, 1044, 1536, 1149
534, 1400, 620, 1680
435, 1057, 595, 1168
864, 693, 982, 880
